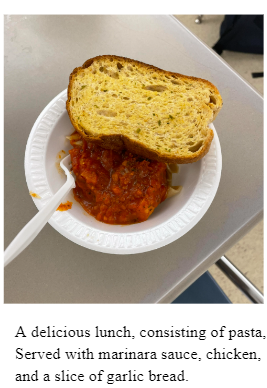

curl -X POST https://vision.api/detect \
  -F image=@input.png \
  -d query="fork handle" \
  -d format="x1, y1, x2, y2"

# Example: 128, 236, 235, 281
4, 177, 75, 267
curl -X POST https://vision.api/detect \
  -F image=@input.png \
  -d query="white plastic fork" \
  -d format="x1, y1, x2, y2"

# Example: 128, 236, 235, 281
4, 155, 75, 267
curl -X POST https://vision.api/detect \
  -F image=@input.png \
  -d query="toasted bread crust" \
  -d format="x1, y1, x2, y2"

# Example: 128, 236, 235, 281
66, 55, 221, 164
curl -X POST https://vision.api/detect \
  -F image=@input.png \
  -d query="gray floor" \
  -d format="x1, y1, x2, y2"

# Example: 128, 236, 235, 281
175, 15, 263, 303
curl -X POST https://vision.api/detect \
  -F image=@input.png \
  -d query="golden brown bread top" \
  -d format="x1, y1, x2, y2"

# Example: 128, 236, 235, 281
66, 55, 223, 164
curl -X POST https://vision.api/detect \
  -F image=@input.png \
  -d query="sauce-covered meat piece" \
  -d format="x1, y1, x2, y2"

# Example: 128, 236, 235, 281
69, 133, 167, 225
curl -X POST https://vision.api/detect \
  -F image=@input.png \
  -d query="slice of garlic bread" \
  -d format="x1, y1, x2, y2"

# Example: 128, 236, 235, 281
66, 55, 222, 164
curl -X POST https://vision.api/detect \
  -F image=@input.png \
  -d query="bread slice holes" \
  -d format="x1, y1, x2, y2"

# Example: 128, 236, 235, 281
145, 85, 167, 92
209, 95, 217, 104
127, 66, 133, 71
99, 66, 108, 74
110, 58, 114, 62
123, 97, 130, 100
117, 62, 123, 70
171, 80, 181, 85
187, 97, 193, 102
97, 110, 117, 117
112, 94, 118, 97
110, 72, 119, 79
188, 141, 203, 152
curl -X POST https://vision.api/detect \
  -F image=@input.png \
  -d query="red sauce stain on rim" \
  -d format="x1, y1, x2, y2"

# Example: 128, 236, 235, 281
57, 201, 73, 211
29, 191, 41, 199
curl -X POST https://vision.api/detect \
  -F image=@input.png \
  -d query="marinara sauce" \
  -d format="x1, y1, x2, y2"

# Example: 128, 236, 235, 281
69, 134, 168, 225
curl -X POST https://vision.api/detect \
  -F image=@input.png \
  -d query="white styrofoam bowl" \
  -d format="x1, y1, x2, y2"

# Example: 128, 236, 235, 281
25, 90, 222, 254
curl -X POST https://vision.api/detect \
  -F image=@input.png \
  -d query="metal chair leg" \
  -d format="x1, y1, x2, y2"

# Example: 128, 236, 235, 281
216, 255, 264, 304
195, 15, 203, 24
